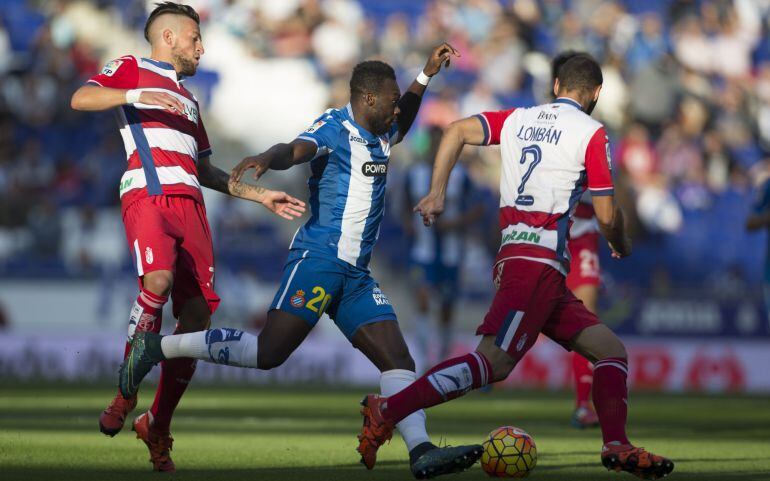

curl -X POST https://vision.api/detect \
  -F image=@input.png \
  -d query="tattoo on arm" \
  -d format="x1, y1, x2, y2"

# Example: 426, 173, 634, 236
199, 159, 267, 202
228, 179, 267, 200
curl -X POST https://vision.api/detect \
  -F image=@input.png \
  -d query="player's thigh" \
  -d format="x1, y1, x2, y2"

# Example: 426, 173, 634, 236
257, 309, 314, 369
173, 197, 220, 321
476, 259, 563, 380
569, 324, 626, 363
269, 253, 344, 330
352, 319, 414, 372
544, 290, 626, 362
123, 197, 180, 293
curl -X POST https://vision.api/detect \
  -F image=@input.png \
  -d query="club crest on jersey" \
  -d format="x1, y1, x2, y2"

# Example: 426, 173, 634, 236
362, 162, 388, 176
145, 247, 154, 265
306, 120, 325, 133
290, 290, 306, 308
101, 59, 123, 76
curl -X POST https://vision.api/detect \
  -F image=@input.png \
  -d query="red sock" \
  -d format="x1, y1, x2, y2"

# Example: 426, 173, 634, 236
592, 357, 630, 445
384, 352, 491, 425
150, 326, 197, 433
124, 288, 167, 358
573, 352, 593, 408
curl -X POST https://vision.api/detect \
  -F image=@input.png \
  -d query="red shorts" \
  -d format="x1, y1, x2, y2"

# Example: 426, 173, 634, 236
123, 195, 220, 318
477, 258, 600, 363
566, 232, 601, 291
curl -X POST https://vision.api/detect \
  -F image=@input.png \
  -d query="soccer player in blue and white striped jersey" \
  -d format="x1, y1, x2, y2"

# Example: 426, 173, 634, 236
120, 43, 486, 478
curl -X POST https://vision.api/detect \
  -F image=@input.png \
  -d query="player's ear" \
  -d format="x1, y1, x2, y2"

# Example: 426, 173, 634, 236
593, 85, 602, 102
163, 28, 175, 47
553, 79, 560, 98
365, 92, 376, 107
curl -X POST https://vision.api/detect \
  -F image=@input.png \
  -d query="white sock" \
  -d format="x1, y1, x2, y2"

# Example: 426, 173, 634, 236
381, 369, 431, 452
161, 328, 259, 367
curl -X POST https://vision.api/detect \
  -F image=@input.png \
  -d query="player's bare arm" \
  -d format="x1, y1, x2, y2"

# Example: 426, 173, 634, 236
414, 116, 485, 226
746, 210, 770, 230
593, 195, 632, 258
70, 85, 185, 114
198, 155, 305, 221
230, 139, 317, 183
394, 43, 460, 143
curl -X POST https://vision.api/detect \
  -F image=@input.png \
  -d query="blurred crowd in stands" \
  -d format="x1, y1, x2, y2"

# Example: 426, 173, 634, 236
0, 0, 768, 297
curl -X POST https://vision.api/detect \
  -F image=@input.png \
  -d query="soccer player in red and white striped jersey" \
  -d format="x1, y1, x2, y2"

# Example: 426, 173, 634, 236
70, 2, 304, 472
358, 53, 673, 479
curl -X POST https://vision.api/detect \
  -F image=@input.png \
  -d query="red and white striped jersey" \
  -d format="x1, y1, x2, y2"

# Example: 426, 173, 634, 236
476, 97, 613, 275
87, 55, 211, 212
571, 191, 599, 239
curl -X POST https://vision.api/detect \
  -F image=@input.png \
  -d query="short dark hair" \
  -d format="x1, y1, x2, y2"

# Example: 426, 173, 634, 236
555, 53, 603, 94
350, 61, 396, 95
144, 2, 200, 42
551, 50, 582, 82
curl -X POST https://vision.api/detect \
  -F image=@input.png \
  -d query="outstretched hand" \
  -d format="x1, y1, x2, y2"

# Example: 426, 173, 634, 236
231, 154, 271, 183
137, 91, 186, 115
422, 42, 461, 77
413, 193, 445, 227
261, 190, 306, 221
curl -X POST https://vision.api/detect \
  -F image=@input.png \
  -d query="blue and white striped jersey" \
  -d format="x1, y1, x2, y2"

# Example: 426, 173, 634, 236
290, 104, 399, 270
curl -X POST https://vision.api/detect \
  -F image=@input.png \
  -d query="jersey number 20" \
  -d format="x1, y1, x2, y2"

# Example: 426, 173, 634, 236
515, 145, 541, 206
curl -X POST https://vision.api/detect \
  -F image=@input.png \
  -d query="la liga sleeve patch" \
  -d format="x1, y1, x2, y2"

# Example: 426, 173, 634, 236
305, 120, 326, 133
101, 59, 124, 77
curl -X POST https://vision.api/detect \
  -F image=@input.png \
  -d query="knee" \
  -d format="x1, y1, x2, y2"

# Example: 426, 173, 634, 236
143, 271, 173, 296
595, 338, 627, 361
477, 343, 517, 383
256, 339, 289, 370
489, 356, 516, 383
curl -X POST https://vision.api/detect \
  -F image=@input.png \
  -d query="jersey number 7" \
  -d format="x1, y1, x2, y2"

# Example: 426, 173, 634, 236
515, 145, 542, 206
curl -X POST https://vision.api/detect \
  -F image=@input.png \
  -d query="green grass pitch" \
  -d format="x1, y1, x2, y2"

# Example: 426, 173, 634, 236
1, 385, 769, 480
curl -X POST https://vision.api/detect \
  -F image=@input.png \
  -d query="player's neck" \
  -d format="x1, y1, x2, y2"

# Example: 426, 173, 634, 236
148, 50, 178, 73
350, 102, 375, 135
555, 95, 583, 108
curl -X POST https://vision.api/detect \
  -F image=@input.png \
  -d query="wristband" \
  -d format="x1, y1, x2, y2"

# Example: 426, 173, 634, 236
125, 89, 141, 104
416, 70, 431, 86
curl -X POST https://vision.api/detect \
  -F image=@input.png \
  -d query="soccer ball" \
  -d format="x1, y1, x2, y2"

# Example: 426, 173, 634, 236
480, 426, 537, 478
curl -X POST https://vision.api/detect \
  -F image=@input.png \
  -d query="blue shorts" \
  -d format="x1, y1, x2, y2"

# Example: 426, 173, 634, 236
410, 260, 459, 302
270, 250, 397, 339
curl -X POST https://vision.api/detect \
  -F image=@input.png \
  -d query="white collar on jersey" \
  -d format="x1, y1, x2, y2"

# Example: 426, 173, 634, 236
554, 97, 582, 110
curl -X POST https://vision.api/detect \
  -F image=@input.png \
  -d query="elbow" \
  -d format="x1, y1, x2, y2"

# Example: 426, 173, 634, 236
447, 120, 463, 136
70, 91, 87, 111
70, 94, 82, 111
